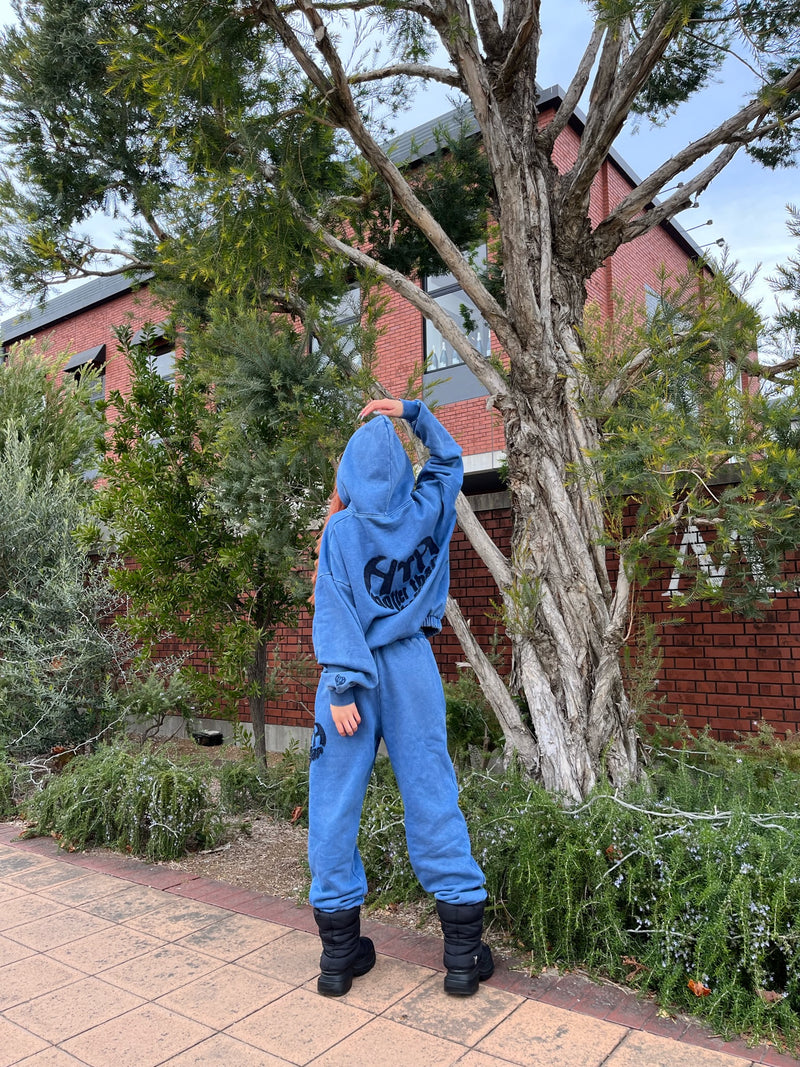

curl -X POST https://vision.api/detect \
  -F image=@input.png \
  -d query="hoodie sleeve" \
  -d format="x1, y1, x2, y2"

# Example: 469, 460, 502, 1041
312, 526, 378, 705
402, 400, 463, 502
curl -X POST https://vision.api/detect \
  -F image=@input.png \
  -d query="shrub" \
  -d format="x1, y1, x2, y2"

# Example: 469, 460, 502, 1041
344, 733, 800, 1051
23, 744, 223, 860
0, 433, 130, 758
0, 752, 15, 818
218, 741, 309, 822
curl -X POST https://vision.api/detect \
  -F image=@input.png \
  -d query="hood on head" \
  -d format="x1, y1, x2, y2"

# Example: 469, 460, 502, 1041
336, 415, 414, 515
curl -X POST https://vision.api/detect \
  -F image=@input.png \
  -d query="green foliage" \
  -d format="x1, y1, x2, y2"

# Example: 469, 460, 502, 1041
0, 0, 169, 297
93, 316, 360, 755
353, 112, 492, 280
0, 753, 15, 818
0, 426, 129, 758
120, 666, 203, 739
353, 732, 800, 1049
0, 342, 101, 485
580, 262, 800, 616
218, 743, 310, 821
23, 743, 223, 860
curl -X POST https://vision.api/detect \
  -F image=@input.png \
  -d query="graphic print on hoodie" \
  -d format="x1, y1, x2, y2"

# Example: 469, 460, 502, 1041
312, 400, 463, 707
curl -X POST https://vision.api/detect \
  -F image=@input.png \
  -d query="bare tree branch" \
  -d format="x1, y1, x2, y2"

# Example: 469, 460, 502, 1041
543, 21, 605, 148
470, 0, 504, 58
251, 0, 514, 357
445, 594, 539, 772
493, 0, 540, 102
349, 63, 462, 88
566, 3, 678, 211
745, 355, 800, 380
590, 66, 800, 258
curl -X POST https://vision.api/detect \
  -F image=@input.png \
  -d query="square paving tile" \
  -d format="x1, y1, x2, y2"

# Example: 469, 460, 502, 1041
61, 1003, 215, 1067
100, 942, 223, 998
124, 898, 231, 940
0, 1016, 49, 1066
175, 911, 290, 961
237, 928, 319, 986
309, 1016, 464, 1067
156, 963, 292, 1027
475, 998, 626, 1067
605, 1029, 759, 1067
0, 850, 47, 877
0, 893, 66, 932
456, 1053, 536, 1067
0, 954, 83, 1010
384, 972, 524, 1046
226, 986, 371, 1064
0, 932, 36, 966
321, 955, 435, 1014
160, 1033, 294, 1065
3, 862, 90, 891
5, 907, 114, 951
38, 872, 130, 906
0, 880, 25, 901
48, 924, 162, 973
80, 884, 174, 922
12, 1049, 89, 1066
5, 975, 144, 1042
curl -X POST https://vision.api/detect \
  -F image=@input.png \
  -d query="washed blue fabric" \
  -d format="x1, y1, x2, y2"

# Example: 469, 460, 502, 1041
308, 635, 486, 910
309, 400, 486, 911
312, 400, 462, 706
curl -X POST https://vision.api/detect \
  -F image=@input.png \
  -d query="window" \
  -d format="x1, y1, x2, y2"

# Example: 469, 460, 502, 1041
311, 286, 361, 367
63, 343, 106, 401
424, 246, 491, 371
132, 325, 175, 384
422, 247, 491, 405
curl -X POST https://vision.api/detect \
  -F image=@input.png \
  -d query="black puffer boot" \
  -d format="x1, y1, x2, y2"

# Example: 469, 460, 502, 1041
436, 899, 495, 996
313, 906, 376, 997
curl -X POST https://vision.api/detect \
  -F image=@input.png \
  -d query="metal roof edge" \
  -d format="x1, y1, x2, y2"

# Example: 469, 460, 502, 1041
1, 271, 153, 346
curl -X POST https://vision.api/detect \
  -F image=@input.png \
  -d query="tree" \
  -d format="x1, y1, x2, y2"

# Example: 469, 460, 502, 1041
2, 0, 800, 798
0, 349, 126, 758
93, 312, 360, 765
0, 341, 101, 482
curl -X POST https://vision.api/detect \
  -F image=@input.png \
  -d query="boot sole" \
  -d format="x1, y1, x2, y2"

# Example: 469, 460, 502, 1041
443, 961, 495, 997
317, 942, 376, 997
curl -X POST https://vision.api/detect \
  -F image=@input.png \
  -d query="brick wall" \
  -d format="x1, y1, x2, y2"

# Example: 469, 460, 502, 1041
267, 499, 800, 742
8, 286, 168, 403
6, 108, 794, 745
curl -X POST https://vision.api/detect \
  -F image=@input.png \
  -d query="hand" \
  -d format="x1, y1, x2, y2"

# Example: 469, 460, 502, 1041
331, 702, 361, 737
359, 398, 404, 420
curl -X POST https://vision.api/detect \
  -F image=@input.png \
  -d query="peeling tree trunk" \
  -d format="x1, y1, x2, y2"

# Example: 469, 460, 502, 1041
501, 383, 639, 801
247, 632, 269, 769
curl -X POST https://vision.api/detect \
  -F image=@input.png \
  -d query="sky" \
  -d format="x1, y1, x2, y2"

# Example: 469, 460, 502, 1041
0, 0, 796, 323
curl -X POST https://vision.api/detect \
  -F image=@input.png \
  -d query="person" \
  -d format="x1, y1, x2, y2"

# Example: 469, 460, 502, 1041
309, 396, 494, 998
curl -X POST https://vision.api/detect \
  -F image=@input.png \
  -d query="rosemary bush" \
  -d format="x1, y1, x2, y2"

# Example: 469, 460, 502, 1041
352, 732, 800, 1050
218, 741, 309, 821
0, 752, 14, 818
23, 744, 223, 860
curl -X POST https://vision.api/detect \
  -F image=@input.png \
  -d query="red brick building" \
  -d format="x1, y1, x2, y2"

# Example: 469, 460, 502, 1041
4, 94, 799, 748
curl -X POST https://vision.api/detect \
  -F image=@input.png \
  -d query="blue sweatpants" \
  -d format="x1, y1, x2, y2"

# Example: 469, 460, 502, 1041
308, 633, 486, 912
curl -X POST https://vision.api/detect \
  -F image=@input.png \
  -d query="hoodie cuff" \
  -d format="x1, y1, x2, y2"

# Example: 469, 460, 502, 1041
329, 687, 356, 707
401, 399, 421, 423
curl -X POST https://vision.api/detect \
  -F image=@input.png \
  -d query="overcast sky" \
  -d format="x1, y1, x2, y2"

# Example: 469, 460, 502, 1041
0, 0, 796, 322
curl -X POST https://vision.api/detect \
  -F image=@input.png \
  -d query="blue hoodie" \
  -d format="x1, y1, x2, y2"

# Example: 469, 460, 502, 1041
313, 400, 463, 707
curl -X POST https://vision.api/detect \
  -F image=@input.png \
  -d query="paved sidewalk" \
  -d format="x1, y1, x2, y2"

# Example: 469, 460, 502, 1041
0, 825, 796, 1067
